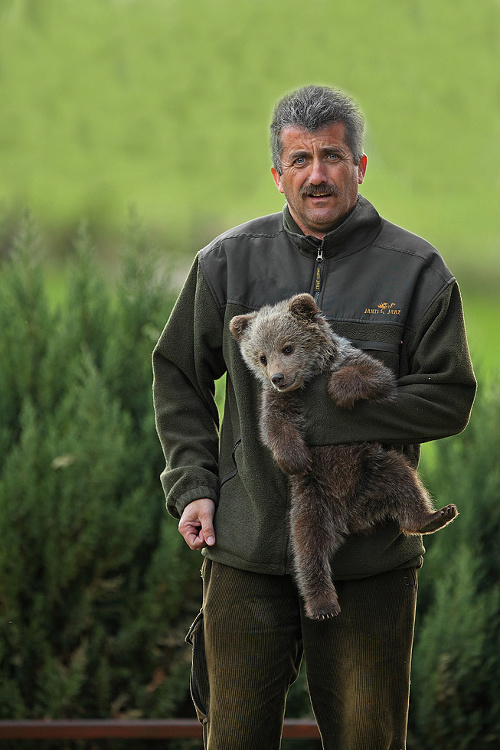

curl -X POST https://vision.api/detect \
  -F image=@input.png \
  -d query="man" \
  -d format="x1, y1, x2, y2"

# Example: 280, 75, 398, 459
153, 85, 476, 749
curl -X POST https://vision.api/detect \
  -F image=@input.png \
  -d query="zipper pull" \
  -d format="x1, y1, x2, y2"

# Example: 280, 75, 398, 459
314, 247, 324, 301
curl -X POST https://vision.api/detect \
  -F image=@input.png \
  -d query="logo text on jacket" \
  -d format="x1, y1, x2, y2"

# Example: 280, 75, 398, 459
364, 302, 401, 316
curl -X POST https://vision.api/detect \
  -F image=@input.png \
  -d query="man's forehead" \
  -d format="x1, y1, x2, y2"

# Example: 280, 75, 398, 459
280, 122, 348, 152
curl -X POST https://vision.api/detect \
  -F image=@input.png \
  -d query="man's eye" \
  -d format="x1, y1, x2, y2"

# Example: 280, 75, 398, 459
260, 355, 267, 365
328, 153, 340, 160
282, 345, 294, 355
294, 156, 306, 165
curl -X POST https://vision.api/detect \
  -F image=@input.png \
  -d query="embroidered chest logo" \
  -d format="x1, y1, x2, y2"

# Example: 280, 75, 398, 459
363, 302, 401, 316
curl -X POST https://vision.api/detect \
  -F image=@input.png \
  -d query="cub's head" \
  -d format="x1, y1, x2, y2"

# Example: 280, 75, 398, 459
229, 294, 335, 392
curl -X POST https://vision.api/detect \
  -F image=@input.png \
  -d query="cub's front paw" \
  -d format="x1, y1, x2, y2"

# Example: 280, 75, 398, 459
328, 365, 395, 408
274, 446, 312, 476
327, 367, 362, 408
305, 597, 341, 620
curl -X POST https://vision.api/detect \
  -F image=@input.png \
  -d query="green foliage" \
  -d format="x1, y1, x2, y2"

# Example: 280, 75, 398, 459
408, 384, 500, 749
0, 217, 202, 737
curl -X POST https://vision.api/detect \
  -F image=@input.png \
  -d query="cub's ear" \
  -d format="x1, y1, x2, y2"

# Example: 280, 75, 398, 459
289, 294, 320, 321
229, 313, 256, 341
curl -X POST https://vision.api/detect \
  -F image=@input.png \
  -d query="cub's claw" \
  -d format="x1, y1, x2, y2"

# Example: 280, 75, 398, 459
306, 600, 341, 620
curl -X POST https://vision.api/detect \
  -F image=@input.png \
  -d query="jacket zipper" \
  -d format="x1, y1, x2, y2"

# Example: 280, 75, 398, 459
313, 246, 324, 302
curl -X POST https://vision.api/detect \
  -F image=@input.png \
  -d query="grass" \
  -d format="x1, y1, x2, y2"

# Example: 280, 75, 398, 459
461, 293, 498, 381
0, 0, 499, 276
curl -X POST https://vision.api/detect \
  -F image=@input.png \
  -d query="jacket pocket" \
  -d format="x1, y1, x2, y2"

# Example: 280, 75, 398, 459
219, 437, 242, 489
350, 338, 401, 375
185, 610, 209, 725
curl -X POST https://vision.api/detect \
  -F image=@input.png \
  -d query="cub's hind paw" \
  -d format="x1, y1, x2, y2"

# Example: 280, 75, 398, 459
417, 504, 458, 534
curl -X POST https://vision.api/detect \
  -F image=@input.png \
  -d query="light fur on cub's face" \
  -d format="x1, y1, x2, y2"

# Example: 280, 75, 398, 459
229, 295, 337, 392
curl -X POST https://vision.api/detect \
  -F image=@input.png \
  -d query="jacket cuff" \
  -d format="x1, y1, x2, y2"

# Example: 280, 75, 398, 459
166, 485, 219, 520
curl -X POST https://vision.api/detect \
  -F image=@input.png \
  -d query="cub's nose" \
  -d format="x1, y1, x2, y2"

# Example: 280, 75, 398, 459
271, 373, 285, 387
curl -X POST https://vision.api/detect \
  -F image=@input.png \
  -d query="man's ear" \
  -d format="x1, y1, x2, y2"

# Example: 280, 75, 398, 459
289, 294, 320, 321
229, 313, 256, 341
357, 154, 367, 185
271, 167, 285, 194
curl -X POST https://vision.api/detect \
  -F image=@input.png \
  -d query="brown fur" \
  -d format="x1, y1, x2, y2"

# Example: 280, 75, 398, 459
230, 294, 458, 620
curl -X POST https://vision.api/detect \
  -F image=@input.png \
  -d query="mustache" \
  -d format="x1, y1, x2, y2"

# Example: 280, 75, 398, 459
301, 184, 340, 198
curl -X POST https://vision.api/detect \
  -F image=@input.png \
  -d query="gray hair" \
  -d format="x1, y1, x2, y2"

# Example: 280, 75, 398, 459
270, 85, 365, 173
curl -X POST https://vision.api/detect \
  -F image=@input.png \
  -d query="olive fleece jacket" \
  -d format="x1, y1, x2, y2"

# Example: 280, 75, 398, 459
153, 195, 476, 578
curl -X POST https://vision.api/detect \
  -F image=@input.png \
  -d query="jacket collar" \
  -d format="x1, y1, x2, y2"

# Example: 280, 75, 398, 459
282, 194, 383, 259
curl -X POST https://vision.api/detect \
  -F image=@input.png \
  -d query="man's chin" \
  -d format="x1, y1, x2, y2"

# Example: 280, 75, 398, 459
303, 203, 354, 235
303, 213, 341, 236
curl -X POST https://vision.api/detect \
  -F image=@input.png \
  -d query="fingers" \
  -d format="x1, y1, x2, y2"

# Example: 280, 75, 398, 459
178, 498, 216, 550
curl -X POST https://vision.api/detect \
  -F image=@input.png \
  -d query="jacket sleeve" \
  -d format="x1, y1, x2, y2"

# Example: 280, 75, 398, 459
152, 257, 226, 518
304, 280, 477, 447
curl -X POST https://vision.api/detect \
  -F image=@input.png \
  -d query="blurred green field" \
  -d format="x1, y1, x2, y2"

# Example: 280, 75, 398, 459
0, 0, 498, 373
459, 295, 496, 383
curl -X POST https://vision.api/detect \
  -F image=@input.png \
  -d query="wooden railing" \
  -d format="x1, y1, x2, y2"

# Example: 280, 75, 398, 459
0, 718, 321, 741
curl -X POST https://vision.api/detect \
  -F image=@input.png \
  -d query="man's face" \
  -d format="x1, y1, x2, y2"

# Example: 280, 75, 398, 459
271, 121, 367, 239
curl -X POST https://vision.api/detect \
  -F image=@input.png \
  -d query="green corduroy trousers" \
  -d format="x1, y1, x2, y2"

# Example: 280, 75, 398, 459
186, 559, 417, 750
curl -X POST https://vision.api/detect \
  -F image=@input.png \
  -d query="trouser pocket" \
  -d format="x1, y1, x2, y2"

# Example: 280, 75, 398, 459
185, 609, 209, 726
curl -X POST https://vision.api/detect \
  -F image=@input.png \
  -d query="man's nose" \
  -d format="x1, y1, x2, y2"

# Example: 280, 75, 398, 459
308, 157, 329, 184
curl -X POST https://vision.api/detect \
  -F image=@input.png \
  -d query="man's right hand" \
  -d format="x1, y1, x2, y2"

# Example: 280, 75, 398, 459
178, 499, 216, 550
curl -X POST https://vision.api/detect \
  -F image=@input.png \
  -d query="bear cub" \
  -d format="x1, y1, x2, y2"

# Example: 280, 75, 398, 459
230, 293, 458, 620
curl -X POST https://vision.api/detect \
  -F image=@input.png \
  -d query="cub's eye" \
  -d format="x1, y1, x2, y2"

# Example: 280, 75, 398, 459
260, 355, 267, 366
282, 345, 294, 355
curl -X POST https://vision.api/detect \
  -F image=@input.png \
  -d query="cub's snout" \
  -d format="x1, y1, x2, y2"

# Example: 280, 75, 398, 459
270, 370, 299, 392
